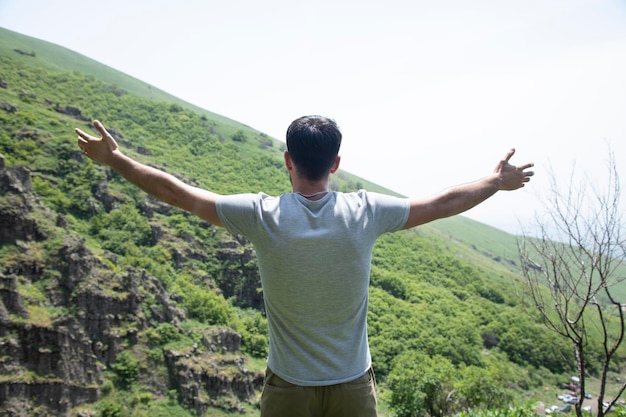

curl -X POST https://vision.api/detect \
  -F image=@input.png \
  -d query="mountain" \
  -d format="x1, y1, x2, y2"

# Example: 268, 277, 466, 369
0, 27, 583, 417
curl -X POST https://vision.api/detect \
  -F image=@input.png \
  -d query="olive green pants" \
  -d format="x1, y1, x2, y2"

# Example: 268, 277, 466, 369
260, 367, 378, 417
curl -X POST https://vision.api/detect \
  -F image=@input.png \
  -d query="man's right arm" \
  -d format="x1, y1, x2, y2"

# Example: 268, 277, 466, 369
76, 120, 223, 227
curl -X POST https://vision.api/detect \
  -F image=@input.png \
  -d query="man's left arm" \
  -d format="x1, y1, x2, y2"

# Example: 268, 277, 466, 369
402, 148, 534, 229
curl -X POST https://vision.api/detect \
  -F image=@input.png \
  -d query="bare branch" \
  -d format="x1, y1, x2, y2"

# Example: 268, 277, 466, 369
519, 146, 625, 417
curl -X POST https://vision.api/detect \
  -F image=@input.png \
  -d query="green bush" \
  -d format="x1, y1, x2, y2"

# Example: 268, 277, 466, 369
145, 322, 182, 347
90, 205, 152, 249
232, 129, 248, 142
388, 351, 455, 417
172, 275, 233, 325
98, 400, 125, 417
110, 351, 139, 389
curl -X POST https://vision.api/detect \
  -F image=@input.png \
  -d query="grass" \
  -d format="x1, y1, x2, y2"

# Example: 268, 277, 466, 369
240, 356, 268, 378
426, 215, 523, 274
0, 27, 264, 136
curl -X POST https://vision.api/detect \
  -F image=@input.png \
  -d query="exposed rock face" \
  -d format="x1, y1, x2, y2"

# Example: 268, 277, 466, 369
165, 326, 264, 415
0, 382, 99, 417
0, 156, 264, 416
0, 158, 45, 244
0, 159, 102, 414
0, 100, 17, 113
202, 325, 243, 353
214, 238, 264, 310
0, 274, 28, 319
53, 104, 89, 121
0, 271, 103, 415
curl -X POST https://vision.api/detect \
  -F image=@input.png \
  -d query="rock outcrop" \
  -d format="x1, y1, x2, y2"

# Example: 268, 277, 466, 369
214, 238, 264, 310
0, 157, 263, 415
165, 326, 264, 415
0, 157, 45, 244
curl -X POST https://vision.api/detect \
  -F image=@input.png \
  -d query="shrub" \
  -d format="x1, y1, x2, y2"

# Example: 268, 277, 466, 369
232, 129, 248, 142
110, 351, 139, 389
145, 322, 181, 347
98, 400, 125, 417
172, 275, 233, 325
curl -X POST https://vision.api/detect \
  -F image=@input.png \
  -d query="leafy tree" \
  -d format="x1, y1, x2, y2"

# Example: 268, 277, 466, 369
388, 352, 456, 417
90, 205, 153, 252
454, 358, 515, 410
454, 405, 537, 417
236, 309, 269, 357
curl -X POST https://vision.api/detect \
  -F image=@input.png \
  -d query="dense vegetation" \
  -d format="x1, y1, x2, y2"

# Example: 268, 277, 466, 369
1, 27, 624, 416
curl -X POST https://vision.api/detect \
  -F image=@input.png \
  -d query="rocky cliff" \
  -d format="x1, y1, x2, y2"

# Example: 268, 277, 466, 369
0, 155, 264, 416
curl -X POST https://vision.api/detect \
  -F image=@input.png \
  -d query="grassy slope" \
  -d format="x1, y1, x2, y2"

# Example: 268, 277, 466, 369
0, 26, 399, 198
425, 216, 523, 273
0, 27, 241, 128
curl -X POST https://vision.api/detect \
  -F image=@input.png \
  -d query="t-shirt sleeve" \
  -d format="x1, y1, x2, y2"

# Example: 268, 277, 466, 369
216, 193, 260, 237
363, 191, 410, 234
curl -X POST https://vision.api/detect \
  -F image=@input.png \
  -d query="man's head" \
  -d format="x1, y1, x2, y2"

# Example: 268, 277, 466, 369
285, 115, 342, 181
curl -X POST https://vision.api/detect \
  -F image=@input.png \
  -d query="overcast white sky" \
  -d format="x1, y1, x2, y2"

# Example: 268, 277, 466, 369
1, 0, 626, 234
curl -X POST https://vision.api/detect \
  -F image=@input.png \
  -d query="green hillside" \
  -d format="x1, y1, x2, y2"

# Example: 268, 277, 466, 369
0, 27, 397, 197
1, 27, 623, 417
0, 27, 244, 130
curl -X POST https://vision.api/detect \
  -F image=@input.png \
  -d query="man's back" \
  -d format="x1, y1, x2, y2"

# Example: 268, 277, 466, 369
217, 190, 409, 385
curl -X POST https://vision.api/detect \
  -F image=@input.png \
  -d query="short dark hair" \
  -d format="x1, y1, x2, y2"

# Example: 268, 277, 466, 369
286, 115, 342, 181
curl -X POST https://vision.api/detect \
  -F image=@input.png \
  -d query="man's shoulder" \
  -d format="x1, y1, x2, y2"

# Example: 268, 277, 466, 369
340, 189, 405, 203
217, 192, 271, 202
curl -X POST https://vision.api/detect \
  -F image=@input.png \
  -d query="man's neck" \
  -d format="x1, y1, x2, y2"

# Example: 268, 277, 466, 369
291, 178, 330, 200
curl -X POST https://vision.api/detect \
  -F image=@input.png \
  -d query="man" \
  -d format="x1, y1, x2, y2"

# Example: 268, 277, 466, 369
76, 116, 534, 417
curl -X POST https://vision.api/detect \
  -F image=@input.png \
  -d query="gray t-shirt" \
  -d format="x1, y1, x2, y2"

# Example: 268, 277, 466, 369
217, 190, 409, 386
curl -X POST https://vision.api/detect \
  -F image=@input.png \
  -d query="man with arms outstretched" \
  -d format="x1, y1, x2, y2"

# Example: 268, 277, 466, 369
76, 116, 534, 417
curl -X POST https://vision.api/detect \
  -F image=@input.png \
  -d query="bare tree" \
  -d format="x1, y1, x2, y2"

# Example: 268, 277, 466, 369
519, 149, 626, 417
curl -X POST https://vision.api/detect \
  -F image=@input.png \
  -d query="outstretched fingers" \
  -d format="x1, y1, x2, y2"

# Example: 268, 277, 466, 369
514, 161, 535, 188
75, 120, 103, 141
93, 120, 108, 137
76, 129, 90, 152
75, 123, 98, 147
521, 163, 535, 183
518, 162, 535, 173
503, 148, 516, 163
495, 148, 516, 173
